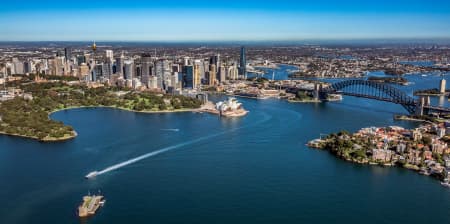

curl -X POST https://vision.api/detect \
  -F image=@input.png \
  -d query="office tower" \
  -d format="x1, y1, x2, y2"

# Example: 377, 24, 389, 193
171, 72, 179, 89
123, 60, 134, 80
155, 59, 171, 90
202, 60, 209, 82
141, 53, 153, 87
64, 47, 72, 62
55, 56, 65, 76
192, 60, 204, 89
78, 63, 90, 80
177, 72, 184, 90
135, 65, 141, 79
228, 65, 238, 80
77, 55, 86, 65
208, 64, 217, 86
218, 65, 226, 83
102, 62, 113, 78
11, 58, 24, 75
209, 54, 220, 70
183, 65, 194, 88
183, 57, 190, 66
93, 64, 103, 81
155, 60, 164, 89
172, 64, 180, 73
239, 46, 246, 78
115, 52, 125, 77
23, 61, 32, 74
105, 50, 114, 63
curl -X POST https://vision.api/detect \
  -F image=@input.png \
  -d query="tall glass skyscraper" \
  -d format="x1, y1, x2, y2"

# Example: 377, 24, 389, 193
64, 47, 72, 62
183, 65, 194, 88
239, 46, 246, 78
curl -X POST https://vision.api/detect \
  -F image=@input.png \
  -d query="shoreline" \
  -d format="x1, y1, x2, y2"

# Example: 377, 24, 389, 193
3, 102, 250, 142
288, 99, 321, 103
2, 105, 201, 142
414, 93, 448, 96
50, 105, 199, 115
0, 130, 77, 142
307, 143, 444, 184
393, 115, 434, 124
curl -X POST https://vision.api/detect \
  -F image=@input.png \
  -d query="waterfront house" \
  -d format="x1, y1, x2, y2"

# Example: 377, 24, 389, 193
407, 150, 422, 165
372, 148, 393, 162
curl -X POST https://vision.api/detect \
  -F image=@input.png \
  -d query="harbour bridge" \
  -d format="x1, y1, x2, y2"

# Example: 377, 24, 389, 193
317, 79, 450, 115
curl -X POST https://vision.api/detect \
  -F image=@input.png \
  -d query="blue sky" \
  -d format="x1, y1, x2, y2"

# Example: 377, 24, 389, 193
1, 0, 449, 41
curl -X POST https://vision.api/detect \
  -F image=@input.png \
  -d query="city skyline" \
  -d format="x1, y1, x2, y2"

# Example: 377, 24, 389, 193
1, 0, 450, 41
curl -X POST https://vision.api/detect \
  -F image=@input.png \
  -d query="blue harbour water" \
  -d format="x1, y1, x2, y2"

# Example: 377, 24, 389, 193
1, 66, 450, 223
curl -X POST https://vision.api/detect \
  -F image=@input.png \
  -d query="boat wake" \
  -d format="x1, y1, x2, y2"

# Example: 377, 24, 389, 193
161, 128, 180, 132
86, 113, 272, 178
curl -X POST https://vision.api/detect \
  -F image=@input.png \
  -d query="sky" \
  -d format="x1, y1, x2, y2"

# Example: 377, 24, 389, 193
0, 0, 450, 41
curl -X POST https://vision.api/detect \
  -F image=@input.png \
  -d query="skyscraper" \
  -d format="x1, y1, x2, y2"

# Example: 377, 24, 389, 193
155, 59, 171, 90
193, 60, 202, 89
183, 65, 194, 89
105, 50, 114, 63
23, 60, 32, 74
219, 65, 226, 83
102, 62, 113, 79
93, 64, 103, 81
77, 55, 86, 65
209, 54, 220, 70
141, 53, 153, 87
123, 60, 134, 80
208, 64, 217, 86
239, 46, 246, 78
64, 47, 72, 62
115, 52, 125, 77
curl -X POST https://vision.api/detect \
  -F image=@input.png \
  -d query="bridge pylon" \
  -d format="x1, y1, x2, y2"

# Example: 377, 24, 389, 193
416, 96, 431, 116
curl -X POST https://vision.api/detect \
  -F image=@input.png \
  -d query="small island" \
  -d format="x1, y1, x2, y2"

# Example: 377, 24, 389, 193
0, 81, 202, 142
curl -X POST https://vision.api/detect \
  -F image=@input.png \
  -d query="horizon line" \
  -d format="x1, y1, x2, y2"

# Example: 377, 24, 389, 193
1, 37, 450, 43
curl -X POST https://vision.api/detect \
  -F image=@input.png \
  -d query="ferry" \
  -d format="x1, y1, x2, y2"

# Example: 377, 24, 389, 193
78, 193, 105, 217
85, 171, 98, 179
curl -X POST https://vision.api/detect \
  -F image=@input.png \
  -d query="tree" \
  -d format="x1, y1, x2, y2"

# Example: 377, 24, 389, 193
422, 136, 432, 145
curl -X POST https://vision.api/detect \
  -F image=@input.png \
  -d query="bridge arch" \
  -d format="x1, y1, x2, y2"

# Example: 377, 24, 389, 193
320, 79, 418, 114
